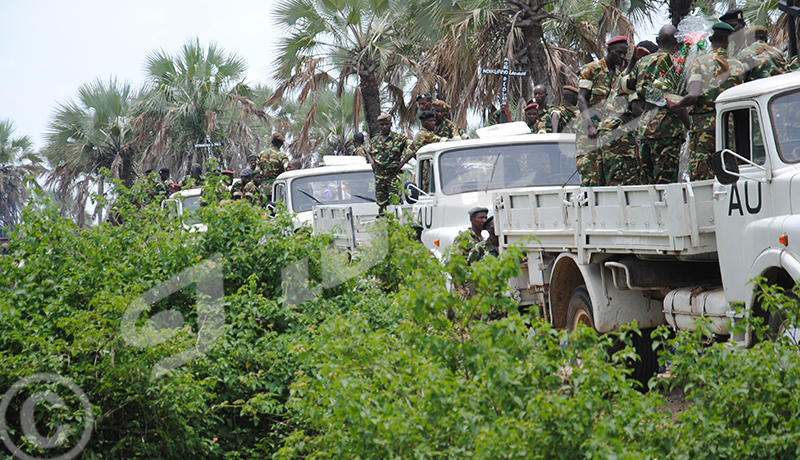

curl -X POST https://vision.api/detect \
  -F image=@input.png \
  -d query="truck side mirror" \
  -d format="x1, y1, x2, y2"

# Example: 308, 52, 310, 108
711, 149, 739, 185
403, 181, 419, 204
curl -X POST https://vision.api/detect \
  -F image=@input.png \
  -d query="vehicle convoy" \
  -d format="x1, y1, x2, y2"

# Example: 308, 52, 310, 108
491, 72, 800, 380
401, 129, 579, 259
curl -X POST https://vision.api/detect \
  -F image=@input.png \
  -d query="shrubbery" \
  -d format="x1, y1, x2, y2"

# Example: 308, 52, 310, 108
1, 190, 800, 459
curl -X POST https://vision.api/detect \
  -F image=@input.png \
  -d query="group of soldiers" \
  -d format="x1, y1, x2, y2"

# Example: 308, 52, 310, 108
144, 133, 300, 206
359, 92, 469, 213
568, 9, 794, 186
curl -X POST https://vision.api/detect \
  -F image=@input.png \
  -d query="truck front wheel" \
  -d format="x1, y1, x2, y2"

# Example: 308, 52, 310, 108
567, 285, 594, 330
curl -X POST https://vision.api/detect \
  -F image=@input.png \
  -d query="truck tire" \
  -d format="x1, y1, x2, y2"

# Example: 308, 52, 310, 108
567, 285, 595, 331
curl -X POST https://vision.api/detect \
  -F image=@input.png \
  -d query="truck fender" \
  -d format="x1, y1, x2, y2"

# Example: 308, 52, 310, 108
748, 248, 800, 307
549, 253, 602, 330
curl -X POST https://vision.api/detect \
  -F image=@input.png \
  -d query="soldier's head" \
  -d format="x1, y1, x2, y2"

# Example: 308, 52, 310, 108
286, 158, 302, 171
720, 8, 746, 32
253, 172, 264, 186
240, 168, 252, 184
377, 113, 393, 135
353, 132, 364, 147
190, 164, 203, 179
710, 22, 735, 48
656, 25, 679, 52
432, 100, 448, 122
419, 110, 437, 130
746, 26, 769, 46
483, 216, 495, 238
221, 170, 234, 186
416, 92, 433, 111
533, 85, 548, 107
562, 86, 579, 106
468, 207, 489, 233
524, 102, 539, 124
271, 133, 285, 149
605, 36, 629, 68
158, 167, 170, 181
247, 153, 258, 169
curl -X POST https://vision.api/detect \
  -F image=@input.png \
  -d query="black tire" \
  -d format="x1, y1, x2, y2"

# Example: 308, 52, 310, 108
567, 285, 595, 331
567, 285, 658, 392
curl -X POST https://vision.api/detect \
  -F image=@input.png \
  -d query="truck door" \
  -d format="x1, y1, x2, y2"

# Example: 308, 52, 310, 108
713, 104, 773, 306
415, 157, 435, 229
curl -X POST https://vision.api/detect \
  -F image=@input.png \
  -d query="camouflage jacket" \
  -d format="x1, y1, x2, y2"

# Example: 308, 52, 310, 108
257, 147, 288, 180
230, 180, 246, 200
534, 103, 553, 133
406, 128, 445, 159
369, 131, 410, 172
630, 50, 687, 140
579, 58, 618, 112
688, 47, 745, 131
434, 119, 466, 139
737, 41, 786, 82
353, 145, 368, 158
467, 238, 499, 265
243, 181, 266, 204
552, 105, 581, 133
453, 227, 482, 259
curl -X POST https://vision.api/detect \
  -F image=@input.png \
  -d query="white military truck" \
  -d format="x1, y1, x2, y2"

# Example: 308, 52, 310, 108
492, 72, 800, 380
403, 129, 579, 259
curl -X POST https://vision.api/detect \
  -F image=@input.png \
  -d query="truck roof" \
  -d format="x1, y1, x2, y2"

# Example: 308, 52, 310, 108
415, 133, 577, 158
716, 72, 800, 104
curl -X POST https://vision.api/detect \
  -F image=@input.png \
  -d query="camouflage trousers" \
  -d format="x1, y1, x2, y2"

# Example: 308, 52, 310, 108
575, 119, 604, 186
375, 171, 399, 212
598, 117, 640, 186
688, 128, 716, 181
639, 135, 683, 184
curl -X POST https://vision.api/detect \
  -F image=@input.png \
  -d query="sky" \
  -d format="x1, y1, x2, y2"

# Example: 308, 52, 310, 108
1, 0, 281, 150
0, 0, 670, 152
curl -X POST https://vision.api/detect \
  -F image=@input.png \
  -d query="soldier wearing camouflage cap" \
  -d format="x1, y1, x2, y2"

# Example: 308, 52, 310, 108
257, 133, 288, 200
432, 100, 467, 140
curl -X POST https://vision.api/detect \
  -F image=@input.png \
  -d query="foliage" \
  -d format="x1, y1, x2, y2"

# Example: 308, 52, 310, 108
0, 120, 42, 231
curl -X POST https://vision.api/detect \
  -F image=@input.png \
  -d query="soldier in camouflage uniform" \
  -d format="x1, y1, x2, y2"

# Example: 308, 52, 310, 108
453, 207, 488, 261
247, 153, 259, 174
352, 132, 368, 157
720, 8, 747, 56
551, 86, 581, 134
531, 85, 553, 133
365, 113, 411, 214
257, 133, 288, 200
630, 26, 691, 184
154, 167, 176, 199
737, 26, 786, 82
669, 23, 745, 181
576, 35, 630, 186
524, 103, 540, 132
243, 172, 266, 206
402, 111, 447, 192
230, 169, 252, 200
467, 216, 499, 265
432, 101, 467, 139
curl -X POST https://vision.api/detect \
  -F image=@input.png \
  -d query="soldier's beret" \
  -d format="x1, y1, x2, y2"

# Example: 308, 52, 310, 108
712, 22, 735, 33
432, 100, 448, 108
159, 167, 170, 174
221, 170, 234, 176
240, 168, 253, 177
468, 207, 489, 217
563, 85, 579, 94
416, 92, 432, 101
418, 110, 436, 121
524, 102, 539, 111
247, 153, 258, 160
719, 8, 744, 22
377, 113, 392, 121
272, 133, 285, 142
606, 35, 628, 46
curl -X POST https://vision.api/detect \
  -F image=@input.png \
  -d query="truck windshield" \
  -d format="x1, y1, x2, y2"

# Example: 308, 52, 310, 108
291, 171, 377, 212
771, 89, 800, 163
438, 142, 578, 195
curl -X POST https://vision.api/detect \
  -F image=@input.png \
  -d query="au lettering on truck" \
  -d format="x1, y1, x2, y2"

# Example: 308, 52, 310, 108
728, 180, 762, 216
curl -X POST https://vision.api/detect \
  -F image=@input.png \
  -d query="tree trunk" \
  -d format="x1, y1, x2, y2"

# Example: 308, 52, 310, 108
520, 19, 552, 101
669, 0, 695, 27
359, 71, 382, 139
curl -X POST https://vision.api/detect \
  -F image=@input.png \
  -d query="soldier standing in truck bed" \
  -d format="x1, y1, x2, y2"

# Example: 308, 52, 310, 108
365, 113, 411, 214
258, 133, 288, 200
432, 101, 466, 139
668, 22, 745, 181
551, 86, 581, 134
737, 26, 786, 82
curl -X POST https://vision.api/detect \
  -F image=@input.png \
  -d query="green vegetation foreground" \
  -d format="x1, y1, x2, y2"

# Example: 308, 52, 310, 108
1, 188, 800, 459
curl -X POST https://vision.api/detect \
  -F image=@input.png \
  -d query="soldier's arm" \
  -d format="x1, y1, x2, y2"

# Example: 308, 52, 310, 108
551, 111, 561, 133
577, 87, 597, 138
667, 80, 701, 111
364, 147, 377, 171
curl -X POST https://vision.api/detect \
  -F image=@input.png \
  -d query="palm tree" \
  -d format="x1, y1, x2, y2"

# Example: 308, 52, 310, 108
135, 39, 267, 177
271, 0, 419, 138
0, 120, 43, 231
42, 78, 137, 227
